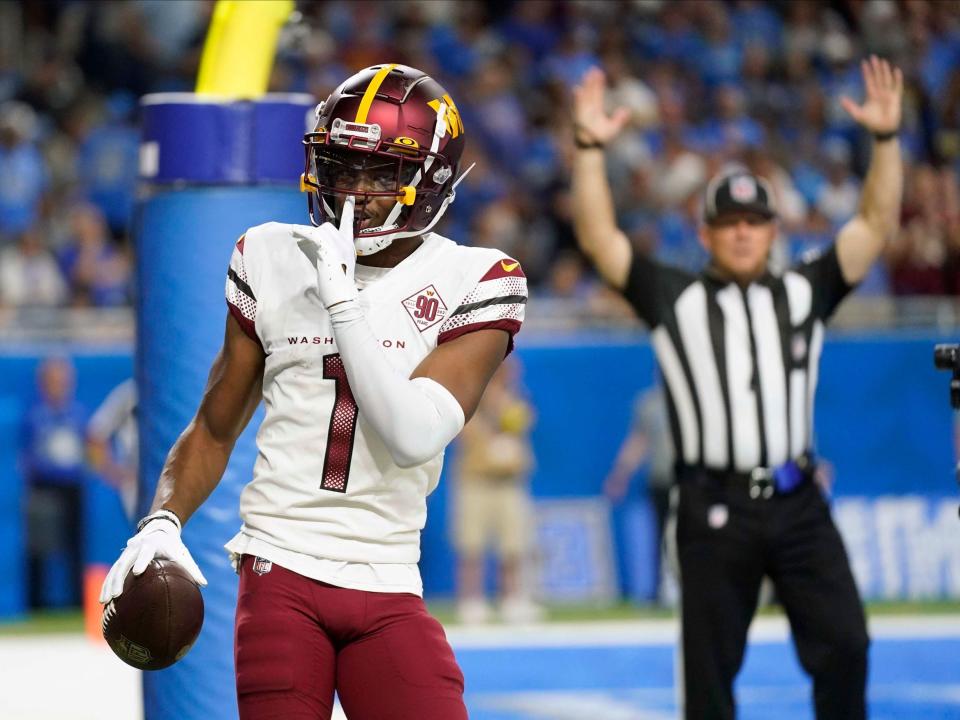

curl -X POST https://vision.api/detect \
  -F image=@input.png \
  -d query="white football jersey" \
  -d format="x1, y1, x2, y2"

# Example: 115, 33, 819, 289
222, 223, 526, 588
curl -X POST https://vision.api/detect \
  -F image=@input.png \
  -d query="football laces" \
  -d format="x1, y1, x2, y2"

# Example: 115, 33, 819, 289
101, 599, 117, 633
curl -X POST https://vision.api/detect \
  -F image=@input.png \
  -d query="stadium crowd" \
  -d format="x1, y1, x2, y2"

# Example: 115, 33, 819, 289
1, 0, 959, 312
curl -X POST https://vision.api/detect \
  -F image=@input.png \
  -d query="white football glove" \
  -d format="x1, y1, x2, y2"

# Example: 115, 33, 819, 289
99, 509, 207, 603
294, 195, 358, 311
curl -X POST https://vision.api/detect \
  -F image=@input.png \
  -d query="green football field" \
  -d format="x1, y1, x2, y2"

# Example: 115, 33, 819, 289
4, 599, 960, 636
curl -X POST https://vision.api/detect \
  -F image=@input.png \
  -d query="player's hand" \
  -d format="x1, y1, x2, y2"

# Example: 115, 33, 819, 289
294, 195, 358, 310
840, 55, 902, 136
99, 509, 207, 603
572, 67, 630, 147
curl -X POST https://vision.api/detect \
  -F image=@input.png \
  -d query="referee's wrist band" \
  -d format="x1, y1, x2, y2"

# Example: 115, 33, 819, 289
872, 130, 898, 142
574, 136, 605, 150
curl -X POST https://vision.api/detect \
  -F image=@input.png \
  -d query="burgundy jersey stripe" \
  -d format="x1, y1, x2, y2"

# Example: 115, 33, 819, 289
480, 259, 525, 282
437, 318, 521, 355
227, 301, 262, 349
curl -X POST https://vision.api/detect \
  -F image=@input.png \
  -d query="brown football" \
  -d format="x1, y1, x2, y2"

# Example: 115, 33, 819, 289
102, 558, 204, 670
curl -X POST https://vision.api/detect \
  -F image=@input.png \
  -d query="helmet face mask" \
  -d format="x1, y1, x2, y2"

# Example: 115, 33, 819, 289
301, 64, 466, 256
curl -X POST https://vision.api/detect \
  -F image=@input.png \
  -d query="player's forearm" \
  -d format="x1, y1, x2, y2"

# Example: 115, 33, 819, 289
856, 137, 902, 244
330, 304, 464, 468
150, 419, 234, 524
571, 147, 619, 261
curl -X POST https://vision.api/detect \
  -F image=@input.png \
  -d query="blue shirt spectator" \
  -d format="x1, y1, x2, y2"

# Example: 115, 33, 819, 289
918, 30, 960, 101
57, 204, 131, 307
23, 357, 87, 488
77, 95, 140, 233
0, 101, 47, 239
732, 1, 784, 52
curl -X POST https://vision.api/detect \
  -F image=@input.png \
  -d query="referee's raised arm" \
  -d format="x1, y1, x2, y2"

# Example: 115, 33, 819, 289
834, 55, 904, 285
570, 67, 633, 291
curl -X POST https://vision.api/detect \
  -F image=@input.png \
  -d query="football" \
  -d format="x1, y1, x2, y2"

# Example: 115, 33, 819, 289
102, 558, 204, 670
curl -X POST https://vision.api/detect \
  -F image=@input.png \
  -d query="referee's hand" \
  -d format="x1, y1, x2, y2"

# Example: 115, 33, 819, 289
840, 55, 902, 136
572, 67, 630, 147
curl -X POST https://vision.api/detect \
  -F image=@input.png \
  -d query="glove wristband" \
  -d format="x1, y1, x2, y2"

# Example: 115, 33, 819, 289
136, 508, 182, 534
329, 297, 363, 327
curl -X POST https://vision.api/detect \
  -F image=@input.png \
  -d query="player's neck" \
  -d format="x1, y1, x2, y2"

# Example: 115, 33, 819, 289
357, 236, 424, 268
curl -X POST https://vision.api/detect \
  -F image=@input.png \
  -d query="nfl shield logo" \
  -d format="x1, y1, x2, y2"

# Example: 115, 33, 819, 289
252, 557, 273, 576
730, 175, 758, 203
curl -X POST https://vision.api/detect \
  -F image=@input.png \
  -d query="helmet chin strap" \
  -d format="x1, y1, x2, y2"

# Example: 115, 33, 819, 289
316, 162, 475, 256
354, 162, 476, 254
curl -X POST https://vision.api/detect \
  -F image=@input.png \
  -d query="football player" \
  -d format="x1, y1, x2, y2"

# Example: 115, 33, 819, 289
100, 64, 528, 720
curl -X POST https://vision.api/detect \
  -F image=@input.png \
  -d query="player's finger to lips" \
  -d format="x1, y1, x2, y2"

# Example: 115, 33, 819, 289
339, 195, 355, 236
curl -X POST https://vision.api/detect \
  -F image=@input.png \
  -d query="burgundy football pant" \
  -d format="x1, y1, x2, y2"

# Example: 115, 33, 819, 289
234, 555, 467, 720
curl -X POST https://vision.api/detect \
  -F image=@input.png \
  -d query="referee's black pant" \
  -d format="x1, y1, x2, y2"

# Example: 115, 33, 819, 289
673, 475, 868, 720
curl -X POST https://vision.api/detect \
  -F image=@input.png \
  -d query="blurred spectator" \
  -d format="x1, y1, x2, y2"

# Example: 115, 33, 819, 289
87, 377, 137, 521
732, 0, 783, 54
602, 53, 658, 130
888, 164, 957, 295
0, 226, 68, 308
2, 0, 960, 307
604, 382, 674, 605
743, 148, 807, 231
23, 356, 87, 608
57, 203, 131, 307
649, 128, 707, 209
452, 358, 542, 625
696, 2, 743, 89
536, 249, 635, 322
699, 83, 764, 154
463, 55, 528, 167
0, 100, 48, 241
815, 138, 862, 226
655, 190, 710, 272
76, 92, 139, 234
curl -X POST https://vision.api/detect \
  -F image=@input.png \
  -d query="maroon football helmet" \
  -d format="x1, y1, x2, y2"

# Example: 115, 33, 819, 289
302, 63, 467, 255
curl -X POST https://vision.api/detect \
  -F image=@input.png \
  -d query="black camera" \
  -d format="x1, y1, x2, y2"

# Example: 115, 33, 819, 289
934, 344, 960, 514
934, 344, 960, 372
934, 344, 960, 409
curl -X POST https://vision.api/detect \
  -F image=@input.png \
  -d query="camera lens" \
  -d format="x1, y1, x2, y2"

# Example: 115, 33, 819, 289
934, 344, 960, 369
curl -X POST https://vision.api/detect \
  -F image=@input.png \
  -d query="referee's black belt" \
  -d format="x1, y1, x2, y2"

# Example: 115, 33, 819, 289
676, 454, 816, 499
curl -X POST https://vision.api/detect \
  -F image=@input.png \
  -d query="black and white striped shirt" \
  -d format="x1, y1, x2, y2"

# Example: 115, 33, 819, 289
622, 246, 853, 473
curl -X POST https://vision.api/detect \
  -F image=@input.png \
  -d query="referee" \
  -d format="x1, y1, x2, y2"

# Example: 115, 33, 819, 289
571, 57, 903, 720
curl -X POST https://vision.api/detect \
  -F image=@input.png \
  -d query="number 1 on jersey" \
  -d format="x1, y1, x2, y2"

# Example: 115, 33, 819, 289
321, 354, 359, 492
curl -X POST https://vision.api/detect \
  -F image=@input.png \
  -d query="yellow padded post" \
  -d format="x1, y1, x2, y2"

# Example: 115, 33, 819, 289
196, 0, 294, 98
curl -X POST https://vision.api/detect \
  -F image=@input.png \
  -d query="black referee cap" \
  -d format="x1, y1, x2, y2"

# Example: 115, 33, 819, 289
703, 172, 777, 224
